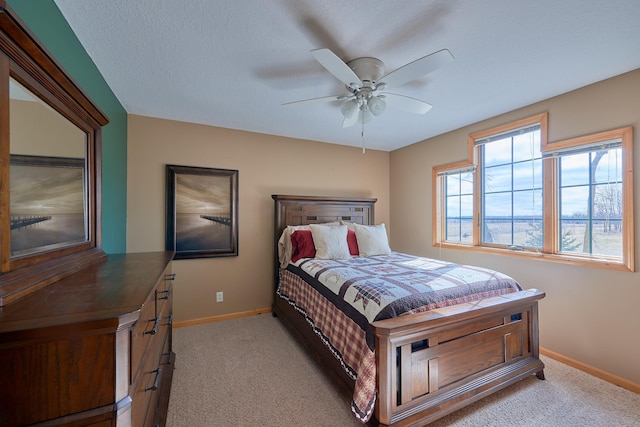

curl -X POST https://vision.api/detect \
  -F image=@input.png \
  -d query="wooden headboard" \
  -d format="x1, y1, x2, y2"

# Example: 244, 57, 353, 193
272, 195, 377, 284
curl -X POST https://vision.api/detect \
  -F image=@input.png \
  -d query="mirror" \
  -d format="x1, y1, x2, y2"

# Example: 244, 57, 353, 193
9, 78, 88, 257
0, 4, 109, 305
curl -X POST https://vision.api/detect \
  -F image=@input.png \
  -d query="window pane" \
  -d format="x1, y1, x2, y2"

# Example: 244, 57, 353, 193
514, 219, 542, 248
444, 171, 474, 244
460, 194, 473, 217
514, 217, 544, 249
483, 137, 511, 167
484, 164, 512, 193
446, 195, 460, 217
594, 148, 622, 184
592, 219, 622, 257
460, 219, 473, 243
483, 192, 512, 244
446, 174, 461, 196
459, 172, 473, 194
513, 131, 541, 162
559, 219, 585, 253
484, 219, 512, 245
446, 218, 473, 243
513, 189, 542, 217
558, 146, 623, 259
513, 189, 542, 248
559, 153, 590, 186
485, 192, 511, 217
560, 185, 589, 217
446, 218, 461, 241
513, 159, 542, 191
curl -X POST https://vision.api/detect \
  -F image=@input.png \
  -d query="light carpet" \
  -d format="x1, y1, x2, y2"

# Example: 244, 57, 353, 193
166, 314, 640, 427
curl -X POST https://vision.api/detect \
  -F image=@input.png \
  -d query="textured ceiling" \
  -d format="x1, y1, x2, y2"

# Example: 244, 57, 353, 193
54, 0, 640, 152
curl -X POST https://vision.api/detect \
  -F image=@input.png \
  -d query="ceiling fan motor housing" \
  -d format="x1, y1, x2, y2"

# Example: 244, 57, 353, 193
346, 57, 385, 88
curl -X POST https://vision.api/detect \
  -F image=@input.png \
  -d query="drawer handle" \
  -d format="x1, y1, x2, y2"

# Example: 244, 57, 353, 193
164, 314, 173, 327
145, 368, 161, 391
144, 317, 160, 335
158, 289, 171, 300
162, 351, 174, 366
165, 273, 176, 281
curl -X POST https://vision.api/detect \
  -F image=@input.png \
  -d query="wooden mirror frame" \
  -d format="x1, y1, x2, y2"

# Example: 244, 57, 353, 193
0, 2, 109, 305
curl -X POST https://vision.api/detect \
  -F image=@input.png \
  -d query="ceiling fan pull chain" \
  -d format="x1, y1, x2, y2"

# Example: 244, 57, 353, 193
361, 119, 366, 154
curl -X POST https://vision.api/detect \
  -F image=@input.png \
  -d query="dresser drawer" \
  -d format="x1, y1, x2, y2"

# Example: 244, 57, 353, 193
130, 286, 159, 382
131, 353, 160, 427
146, 334, 174, 427
132, 330, 172, 426
156, 271, 174, 322
131, 265, 173, 380
130, 265, 174, 427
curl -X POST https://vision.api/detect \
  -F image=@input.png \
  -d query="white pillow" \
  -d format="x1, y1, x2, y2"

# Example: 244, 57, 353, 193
354, 223, 391, 256
309, 224, 351, 260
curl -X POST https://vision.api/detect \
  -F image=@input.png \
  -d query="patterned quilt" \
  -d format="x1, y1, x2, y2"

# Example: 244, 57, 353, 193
276, 252, 521, 423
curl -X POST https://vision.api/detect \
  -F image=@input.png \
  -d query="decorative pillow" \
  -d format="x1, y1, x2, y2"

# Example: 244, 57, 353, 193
290, 230, 316, 262
354, 223, 391, 256
277, 225, 309, 267
347, 229, 359, 256
277, 222, 340, 267
309, 224, 351, 260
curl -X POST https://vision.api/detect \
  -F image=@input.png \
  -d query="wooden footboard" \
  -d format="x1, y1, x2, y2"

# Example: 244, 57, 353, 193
373, 289, 545, 427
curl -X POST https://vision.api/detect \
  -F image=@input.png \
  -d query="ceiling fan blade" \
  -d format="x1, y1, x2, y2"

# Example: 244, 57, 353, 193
342, 111, 359, 128
378, 49, 454, 87
311, 48, 362, 87
282, 94, 346, 107
382, 93, 432, 114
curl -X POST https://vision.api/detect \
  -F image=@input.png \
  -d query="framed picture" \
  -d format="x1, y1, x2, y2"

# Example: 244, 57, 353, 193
166, 164, 238, 259
9, 154, 87, 257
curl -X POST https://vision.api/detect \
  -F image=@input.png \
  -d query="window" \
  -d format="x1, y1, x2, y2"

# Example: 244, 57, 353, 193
478, 122, 543, 249
443, 168, 474, 243
433, 113, 634, 271
543, 127, 633, 269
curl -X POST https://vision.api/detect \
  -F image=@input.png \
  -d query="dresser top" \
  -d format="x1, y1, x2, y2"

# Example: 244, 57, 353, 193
0, 251, 173, 335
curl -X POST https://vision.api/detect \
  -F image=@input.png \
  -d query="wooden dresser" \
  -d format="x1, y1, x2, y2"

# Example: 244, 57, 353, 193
0, 251, 175, 427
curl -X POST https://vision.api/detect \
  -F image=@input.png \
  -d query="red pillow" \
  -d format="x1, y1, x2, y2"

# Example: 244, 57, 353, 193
347, 229, 359, 256
291, 230, 316, 262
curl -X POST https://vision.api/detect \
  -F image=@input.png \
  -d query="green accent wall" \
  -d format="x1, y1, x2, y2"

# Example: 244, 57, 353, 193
7, 0, 128, 253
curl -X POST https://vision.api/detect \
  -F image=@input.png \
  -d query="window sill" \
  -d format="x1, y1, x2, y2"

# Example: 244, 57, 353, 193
434, 242, 634, 272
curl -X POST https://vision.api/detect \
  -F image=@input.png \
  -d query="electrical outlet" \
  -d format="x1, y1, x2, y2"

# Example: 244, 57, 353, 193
216, 291, 223, 303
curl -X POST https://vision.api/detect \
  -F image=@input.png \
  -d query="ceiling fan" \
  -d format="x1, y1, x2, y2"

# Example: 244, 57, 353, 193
283, 48, 454, 128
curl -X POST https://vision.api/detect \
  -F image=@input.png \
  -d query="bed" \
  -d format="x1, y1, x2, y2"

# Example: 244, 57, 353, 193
272, 194, 545, 426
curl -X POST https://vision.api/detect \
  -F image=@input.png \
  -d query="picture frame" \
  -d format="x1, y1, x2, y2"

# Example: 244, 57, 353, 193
9, 154, 87, 258
166, 164, 238, 259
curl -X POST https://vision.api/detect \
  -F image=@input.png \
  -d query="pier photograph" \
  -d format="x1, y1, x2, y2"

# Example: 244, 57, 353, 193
166, 165, 238, 259
10, 156, 86, 257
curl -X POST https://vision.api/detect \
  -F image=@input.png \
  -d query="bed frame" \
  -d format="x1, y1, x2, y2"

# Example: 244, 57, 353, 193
272, 195, 545, 426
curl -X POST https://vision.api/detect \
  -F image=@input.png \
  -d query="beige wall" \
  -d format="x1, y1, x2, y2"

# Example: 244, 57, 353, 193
11, 99, 85, 157
389, 69, 640, 384
127, 115, 389, 323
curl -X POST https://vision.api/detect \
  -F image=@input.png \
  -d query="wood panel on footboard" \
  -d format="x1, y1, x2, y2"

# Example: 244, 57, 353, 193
373, 289, 545, 427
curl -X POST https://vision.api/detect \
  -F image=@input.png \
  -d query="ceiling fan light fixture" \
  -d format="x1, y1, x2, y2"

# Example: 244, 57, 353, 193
374, 82, 387, 91
367, 95, 386, 116
340, 99, 359, 119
